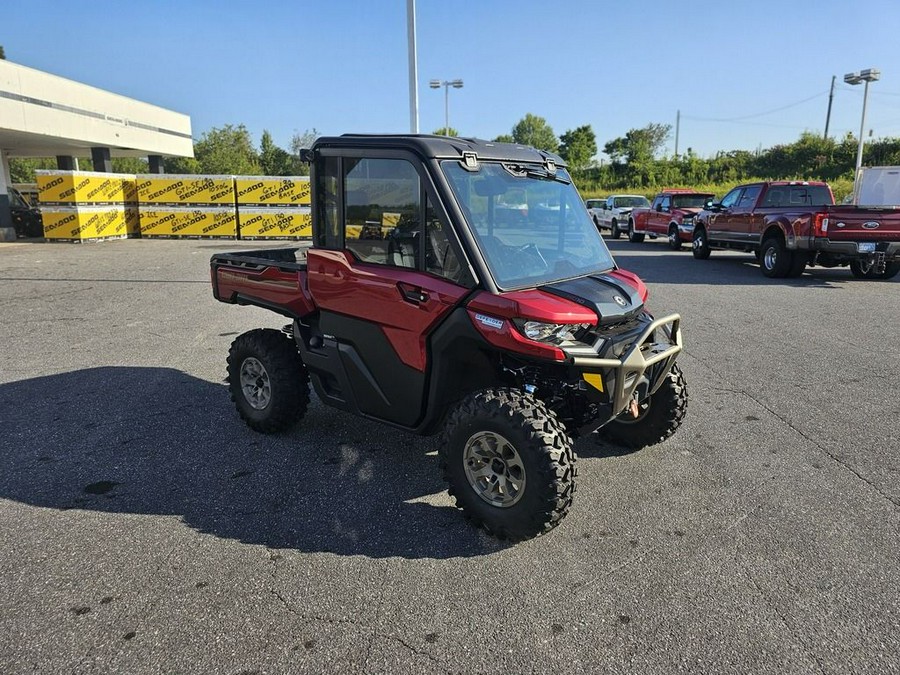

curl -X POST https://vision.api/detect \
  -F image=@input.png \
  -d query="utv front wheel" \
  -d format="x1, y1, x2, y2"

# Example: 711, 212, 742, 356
440, 389, 577, 541
227, 329, 310, 433
600, 364, 688, 450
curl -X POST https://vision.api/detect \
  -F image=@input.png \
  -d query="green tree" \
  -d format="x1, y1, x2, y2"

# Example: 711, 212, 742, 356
164, 156, 202, 174
111, 157, 150, 174
290, 128, 320, 176
192, 124, 260, 175
8, 158, 57, 183
259, 130, 294, 176
0, 45, 6, 60
511, 114, 559, 153
603, 123, 671, 165
558, 125, 597, 171
432, 127, 459, 137
493, 134, 515, 143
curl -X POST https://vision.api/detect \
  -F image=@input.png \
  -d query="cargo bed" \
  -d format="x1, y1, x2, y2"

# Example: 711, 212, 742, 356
210, 247, 315, 318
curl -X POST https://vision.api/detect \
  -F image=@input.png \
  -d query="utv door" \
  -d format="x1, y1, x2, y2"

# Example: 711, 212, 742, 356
306, 153, 472, 428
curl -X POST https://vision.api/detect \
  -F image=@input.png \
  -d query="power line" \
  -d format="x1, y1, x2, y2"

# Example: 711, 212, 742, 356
682, 91, 828, 123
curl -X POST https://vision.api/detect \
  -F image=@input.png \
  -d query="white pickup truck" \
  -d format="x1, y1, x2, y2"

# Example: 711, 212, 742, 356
588, 194, 651, 238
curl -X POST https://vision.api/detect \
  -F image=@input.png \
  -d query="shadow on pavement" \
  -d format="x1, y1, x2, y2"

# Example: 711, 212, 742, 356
604, 239, 882, 287
0, 367, 513, 560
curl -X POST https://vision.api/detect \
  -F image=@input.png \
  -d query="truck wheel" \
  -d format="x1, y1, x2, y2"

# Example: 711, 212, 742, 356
668, 225, 683, 250
881, 262, 900, 279
628, 221, 645, 243
227, 329, 310, 433
440, 389, 577, 541
600, 364, 688, 450
610, 219, 621, 239
760, 237, 791, 278
851, 260, 900, 280
787, 251, 807, 278
692, 227, 711, 259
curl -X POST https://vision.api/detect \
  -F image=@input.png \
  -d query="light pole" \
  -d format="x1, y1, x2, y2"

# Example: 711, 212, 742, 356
429, 79, 463, 136
844, 67, 880, 178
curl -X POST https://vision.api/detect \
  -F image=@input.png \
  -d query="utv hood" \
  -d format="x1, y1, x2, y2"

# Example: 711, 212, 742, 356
539, 273, 644, 325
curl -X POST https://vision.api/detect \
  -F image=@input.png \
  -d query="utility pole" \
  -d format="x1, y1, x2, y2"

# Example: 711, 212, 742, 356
824, 75, 836, 139
674, 109, 680, 160
406, 0, 419, 133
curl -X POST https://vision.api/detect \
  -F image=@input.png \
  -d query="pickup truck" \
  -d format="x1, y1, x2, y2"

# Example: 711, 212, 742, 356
592, 194, 650, 239
627, 190, 714, 249
692, 180, 900, 279
210, 134, 687, 541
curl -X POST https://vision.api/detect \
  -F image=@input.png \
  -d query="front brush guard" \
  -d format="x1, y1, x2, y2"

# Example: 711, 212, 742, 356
570, 314, 682, 418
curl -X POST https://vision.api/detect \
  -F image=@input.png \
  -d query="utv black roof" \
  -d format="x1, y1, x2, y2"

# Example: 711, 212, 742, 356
311, 134, 567, 167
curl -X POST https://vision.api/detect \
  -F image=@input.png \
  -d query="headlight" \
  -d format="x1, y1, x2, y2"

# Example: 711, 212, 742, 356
681, 215, 694, 224
520, 321, 592, 345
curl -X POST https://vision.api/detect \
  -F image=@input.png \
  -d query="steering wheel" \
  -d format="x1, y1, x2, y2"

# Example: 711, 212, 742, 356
514, 243, 550, 274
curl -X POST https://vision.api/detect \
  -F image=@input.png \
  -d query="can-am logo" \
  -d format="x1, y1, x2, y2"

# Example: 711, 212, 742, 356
613, 295, 628, 307
862, 221, 880, 229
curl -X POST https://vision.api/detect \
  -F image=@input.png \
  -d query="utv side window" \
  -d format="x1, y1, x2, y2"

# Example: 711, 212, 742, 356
343, 158, 420, 268
314, 156, 340, 248
425, 197, 473, 286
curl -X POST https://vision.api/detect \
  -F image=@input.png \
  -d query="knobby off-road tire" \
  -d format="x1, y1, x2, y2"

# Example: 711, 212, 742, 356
628, 221, 645, 243
692, 227, 711, 259
227, 329, 310, 433
440, 389, 577, 541
601, 364, 688, 450
850, 260, 900, 280
760, 236, 792, 278
668, 225, 683, 250
610, 219, 621, 239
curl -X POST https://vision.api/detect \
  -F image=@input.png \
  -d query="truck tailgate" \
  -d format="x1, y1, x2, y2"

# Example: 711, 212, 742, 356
826, 206, 900, 242
210, 247, 315, 318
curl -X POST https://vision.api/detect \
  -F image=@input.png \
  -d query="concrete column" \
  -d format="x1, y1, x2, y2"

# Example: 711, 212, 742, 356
148, 155, 165, 174
57, 156, 76, 171
91, 147, 112, 172
0, 149, 14, 240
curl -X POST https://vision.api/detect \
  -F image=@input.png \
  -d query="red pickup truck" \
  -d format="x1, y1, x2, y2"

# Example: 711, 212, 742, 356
627, 189, 715, 250
692, 180, 900, 279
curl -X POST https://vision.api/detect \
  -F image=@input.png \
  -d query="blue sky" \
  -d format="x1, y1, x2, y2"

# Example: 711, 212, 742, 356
5, 0, 900, 159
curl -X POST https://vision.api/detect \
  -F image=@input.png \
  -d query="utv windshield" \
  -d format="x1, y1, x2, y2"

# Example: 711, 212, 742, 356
442, 161, 615, 289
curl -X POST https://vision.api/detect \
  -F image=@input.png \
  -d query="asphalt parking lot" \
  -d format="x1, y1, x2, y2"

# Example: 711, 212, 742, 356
1, 237, 898, 674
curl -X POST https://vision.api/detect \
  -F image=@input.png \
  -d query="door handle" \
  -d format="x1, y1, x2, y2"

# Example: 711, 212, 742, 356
398, 282, 428, 305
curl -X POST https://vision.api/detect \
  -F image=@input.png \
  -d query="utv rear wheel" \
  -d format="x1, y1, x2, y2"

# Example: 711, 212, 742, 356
692, 227, 711, 259
600, 364, 688, 450
760, 236, 792, 278
628, 221, 645, 243
610, 219, 621, 239
668, 225, 683, 250
440, 389, 577, 541
227, 329, 309, 433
